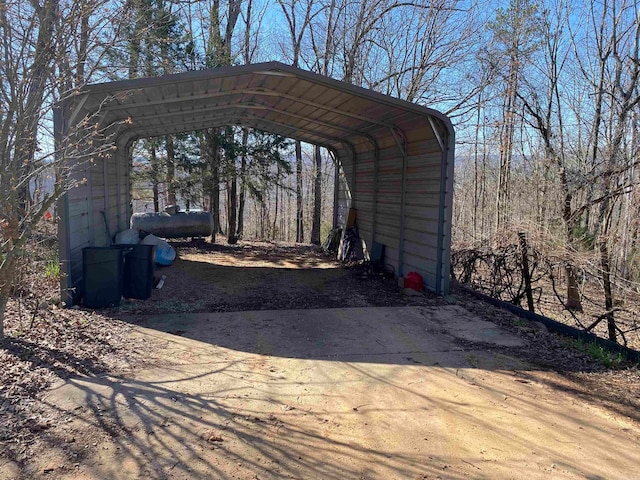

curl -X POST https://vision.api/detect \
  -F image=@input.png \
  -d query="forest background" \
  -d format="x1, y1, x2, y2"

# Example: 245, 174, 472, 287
1, 0, 639, 345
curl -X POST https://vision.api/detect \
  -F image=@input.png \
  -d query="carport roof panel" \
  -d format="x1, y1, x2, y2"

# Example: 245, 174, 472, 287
75, 62, 452, 148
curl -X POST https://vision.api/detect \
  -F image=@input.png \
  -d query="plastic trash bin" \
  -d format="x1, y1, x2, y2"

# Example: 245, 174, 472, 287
121, 244, 156, 299
83, 247, 125, 308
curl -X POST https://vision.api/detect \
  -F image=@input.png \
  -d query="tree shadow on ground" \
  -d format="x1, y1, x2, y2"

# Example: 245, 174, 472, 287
3, 243, 638, 478
2, 303, 638, 478
12, 349, 629, 479
106, 242, 640, 429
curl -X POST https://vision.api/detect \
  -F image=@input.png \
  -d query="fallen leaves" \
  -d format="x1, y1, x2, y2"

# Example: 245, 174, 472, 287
0, 300, 154, 463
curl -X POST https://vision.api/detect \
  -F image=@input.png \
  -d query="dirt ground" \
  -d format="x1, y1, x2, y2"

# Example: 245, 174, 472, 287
115, 240, 438, 315
1, 241, 640, 479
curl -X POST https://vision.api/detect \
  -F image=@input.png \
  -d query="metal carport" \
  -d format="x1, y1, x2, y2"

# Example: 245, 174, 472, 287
54, 62, 454, 304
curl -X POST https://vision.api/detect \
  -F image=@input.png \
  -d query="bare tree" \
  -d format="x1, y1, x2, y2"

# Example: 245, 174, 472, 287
486, 0, 542, 233
310, 146, 322, 244
513, 2, 584, 311
0, 0, 59, 336
0, 0, 128, 336
590, 0, 640, 341
308, 0, 339, 244
202, 0, 243, 239
278, 0, 322, 242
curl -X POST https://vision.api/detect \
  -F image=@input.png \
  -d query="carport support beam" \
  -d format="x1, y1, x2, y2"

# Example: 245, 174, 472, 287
329, 149, 340, 230
369, 137, 380, 245
390, 127, 408, 278
429, 116, 453, 296
351, 148, 357, 208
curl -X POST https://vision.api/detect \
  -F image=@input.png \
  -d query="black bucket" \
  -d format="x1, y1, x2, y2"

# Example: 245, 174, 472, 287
121, 244, 156, 300
83, 247, 125, 308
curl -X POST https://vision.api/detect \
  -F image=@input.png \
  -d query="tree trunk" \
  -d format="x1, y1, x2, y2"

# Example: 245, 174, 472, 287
204, 129, 221, 236
237, 128, 248, 238
473, 95, 481, 240
166, 135, 177, 206
150, 144, 160, 212
295, 140, 304, 243
227, 176, 238, 244
271, 184, 280, 241
287, 176, 293, 241
75, 0, 90, 86
127, 0, 144, 79
495, 53, 519, 233
280, 185, 285, 240
0, 257, 13, 338
15, 0, 57, 216
202, 130, 219, 242
562, 183, 583, 311
564, 266, 582, 311
311, 145, 322, 245
0, 296, 6, 338
599, 241, 616, 342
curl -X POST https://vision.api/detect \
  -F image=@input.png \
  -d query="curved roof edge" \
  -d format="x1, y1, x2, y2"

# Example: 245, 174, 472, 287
82, 61, 454, 140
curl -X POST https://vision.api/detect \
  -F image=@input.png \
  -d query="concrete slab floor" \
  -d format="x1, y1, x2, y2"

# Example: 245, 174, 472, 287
42, 306, 639, 479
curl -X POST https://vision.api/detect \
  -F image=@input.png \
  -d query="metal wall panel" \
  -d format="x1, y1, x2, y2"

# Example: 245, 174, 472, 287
333, 124, 447, 289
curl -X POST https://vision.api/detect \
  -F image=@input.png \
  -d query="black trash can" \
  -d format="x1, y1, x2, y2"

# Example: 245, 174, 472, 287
83, 247, 125, 308
121, 244, 156, 300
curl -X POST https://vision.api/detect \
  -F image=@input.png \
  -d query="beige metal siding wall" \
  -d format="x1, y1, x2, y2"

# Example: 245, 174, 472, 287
89, 154, 108, 246
373, 146, 403, 274
65, 175, 91, 292
402, 130, 443, 288
351, 149, 375, 253
88, 144, 130, 247
63, 137, 133, 297
335, 160, 351, 227
102, 141, 131, 241
106, 158, 116, 235
57, 99, 101, 299
337, 123, 444, 290
119, 144, 131, 232
339, 142, 404, 270
63, 138, 96, 294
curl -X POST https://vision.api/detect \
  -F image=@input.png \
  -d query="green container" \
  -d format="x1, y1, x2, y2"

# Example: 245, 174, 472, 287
82, 247, 124, 308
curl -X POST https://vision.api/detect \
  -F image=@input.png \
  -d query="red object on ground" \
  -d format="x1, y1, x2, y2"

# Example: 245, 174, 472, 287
404, 272, 423, 291
44, 211, 52, 220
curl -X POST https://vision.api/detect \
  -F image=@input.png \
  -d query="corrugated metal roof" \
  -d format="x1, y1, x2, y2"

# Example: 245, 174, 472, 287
66, 62, 452, 156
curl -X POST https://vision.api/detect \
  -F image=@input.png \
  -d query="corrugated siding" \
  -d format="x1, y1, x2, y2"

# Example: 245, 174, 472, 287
118, 147, 131, 232
64, 142, 128, 295
65, 152, 92, 293
101, 147, 125, 242
398, 126, 443, 285
89, 155, 108, 247
334, 121, 444, 290
353, 149, 375, 250
403, 151, 442, 256
375, 146, 403, 275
